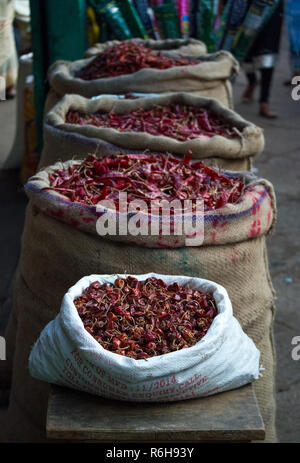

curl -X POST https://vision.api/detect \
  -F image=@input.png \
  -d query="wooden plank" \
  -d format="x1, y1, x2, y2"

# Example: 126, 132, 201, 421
47, 384, 265, 442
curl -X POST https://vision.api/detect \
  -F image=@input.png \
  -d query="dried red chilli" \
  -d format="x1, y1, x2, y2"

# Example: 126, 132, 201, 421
45, 153, 245, 211
77, 42, 200, 80
66, 104, 238, 141
74, 277, 218, 359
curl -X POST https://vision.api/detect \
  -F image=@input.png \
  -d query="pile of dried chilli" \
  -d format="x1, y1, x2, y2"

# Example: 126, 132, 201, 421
66, 105, 238, 141
45, 153, 245, 211
74, 276, 218, 359
77, 42, 200, 80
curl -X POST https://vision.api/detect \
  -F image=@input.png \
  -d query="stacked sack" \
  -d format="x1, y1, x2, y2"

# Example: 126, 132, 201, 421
41, 93, 264, 171
2, 153, 277, 442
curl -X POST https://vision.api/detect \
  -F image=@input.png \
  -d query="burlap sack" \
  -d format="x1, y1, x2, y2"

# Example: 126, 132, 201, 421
5, 162, 277, 442
27, 159, 272, 248
40, 93, 264, 171
84, 38, 207, 58
46, 50, 238, 109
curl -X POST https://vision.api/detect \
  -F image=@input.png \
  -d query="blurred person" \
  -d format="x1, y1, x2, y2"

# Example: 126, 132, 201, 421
242, 0, 284, 118
0, 0, 18, 99
284, 0, 300, 85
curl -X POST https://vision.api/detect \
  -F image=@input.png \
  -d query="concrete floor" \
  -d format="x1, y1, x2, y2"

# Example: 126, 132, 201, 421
0, 35, 299, 442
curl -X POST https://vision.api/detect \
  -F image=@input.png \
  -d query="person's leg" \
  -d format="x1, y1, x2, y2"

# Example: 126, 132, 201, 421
247, 72, 258, 86
242, 71, 258, 103
259, 67, 277, 118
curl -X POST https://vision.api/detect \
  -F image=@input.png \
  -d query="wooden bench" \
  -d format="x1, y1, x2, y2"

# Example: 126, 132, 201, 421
46, 384, 265, 443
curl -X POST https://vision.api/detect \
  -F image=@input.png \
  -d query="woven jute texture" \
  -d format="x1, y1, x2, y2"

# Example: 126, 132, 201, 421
40, 93, 264, 170
4, 162, 277, 442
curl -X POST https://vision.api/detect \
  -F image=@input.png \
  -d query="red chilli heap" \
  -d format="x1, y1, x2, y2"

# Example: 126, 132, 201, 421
45, 153, 245, 211
77, 41, 201, 80
66, 105, 239, 141
74, 276, 218, 359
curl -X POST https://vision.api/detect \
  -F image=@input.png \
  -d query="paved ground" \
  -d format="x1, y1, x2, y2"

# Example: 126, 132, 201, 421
0, 32, 299, 442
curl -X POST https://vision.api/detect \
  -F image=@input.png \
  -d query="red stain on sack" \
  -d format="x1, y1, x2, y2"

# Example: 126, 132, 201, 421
48, 208, 64, 218
251, 197, 260, 215
211, 231, 217, 243
157, 242, 173, 249
220, 221, 228, 233
230, 248, 240, 264
211, 220, 227, 241
267, 197, 273, 225
249, 219, 261, 237
251, 189, 265, 215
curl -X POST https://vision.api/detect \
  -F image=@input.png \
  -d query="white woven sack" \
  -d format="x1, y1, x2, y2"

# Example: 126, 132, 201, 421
29, 273, 261, 402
